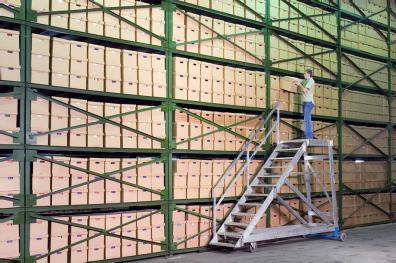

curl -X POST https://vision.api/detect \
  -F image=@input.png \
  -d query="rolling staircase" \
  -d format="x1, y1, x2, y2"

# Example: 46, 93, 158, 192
210, 103, 342, 250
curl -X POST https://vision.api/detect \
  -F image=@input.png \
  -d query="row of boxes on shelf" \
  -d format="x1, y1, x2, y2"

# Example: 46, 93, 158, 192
342, 125, 389, 155
173, 159, 263, 199
342, 90, 388, 122
270, 35, 337, 80
276, 119, 338, 147
173, 109, 262, 151
172, 157, 338, 200
341, 54, 390, 89
31, 35, 166, 97
29, 97, 165, 148
322, 66, 390, 120
173, 57, 266, 107
342, 161, 387, 190
272, 5, 337, 42
281, 118, 389, 156
31, 1, 164, 45
342, 193, 391, 227
340, 0, 390, 25
0, 159, 19, 208
0, 95, 19, 142
176, 0, 265, 22
392, 99, 396, 123
0, 29, 21, 81
173, 11, 264, 63
22, 210, 164, 262
30, 157, 164, 207
341, 23, 388, 57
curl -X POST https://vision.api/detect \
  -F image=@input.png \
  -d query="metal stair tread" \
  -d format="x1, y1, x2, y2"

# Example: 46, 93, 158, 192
218, 231, 243, 238
232, 212, 256, 217
257, 174, 282, 178
246, 193, 269, 197
272, 157, 294, 160
211, 242, 237, 248
239, 202, 263, 207
225, 222, 249, 228
276, 148, 301, 151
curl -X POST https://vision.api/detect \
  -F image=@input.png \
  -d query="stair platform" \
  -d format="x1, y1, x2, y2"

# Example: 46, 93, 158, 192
280, 139, 332, 147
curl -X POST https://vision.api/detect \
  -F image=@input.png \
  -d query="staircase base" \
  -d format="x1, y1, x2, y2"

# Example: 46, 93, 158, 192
245, 224, 337, 243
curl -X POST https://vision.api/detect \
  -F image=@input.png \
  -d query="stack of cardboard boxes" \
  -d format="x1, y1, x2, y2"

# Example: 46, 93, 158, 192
340, 124, 388, 155
27, 211, 165, 262
0, 95, 19, 145
342, 193, 391, 226
342, 161, 387, 190
173, 57, 266, 107
173, 10, 264, 64
30, 98, 166, 149
0, 159, 19, 209
31, 1, 165, 45
173, 109, 262, 151
31, 35, 167, 97
0, 29, 20, 81
173, 159, 262, 199
31, 157, 165, 206
0, 219, 19, 259
177, 0, 265, 21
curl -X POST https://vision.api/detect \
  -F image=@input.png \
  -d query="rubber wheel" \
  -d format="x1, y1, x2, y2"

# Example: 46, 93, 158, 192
249, 242, 257, 253
339, 232, 347, 242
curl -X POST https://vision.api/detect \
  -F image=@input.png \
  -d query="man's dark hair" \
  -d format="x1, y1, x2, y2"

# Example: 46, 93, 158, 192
305, 69, 313, 77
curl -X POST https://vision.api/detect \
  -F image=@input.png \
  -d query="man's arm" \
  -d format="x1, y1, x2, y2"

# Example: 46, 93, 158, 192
293, 80, 308, 93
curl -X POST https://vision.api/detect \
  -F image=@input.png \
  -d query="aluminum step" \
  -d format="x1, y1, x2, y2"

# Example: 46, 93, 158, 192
272, 157, 294, 160
232, 212, 256, 217
218, 232, 242, 238
257, 174, 282, 178
225, 222, 249, 228
239, 202, 263, 207
211, 242, 237, 248
276, 148, 300, 152
246, 193, 269, 197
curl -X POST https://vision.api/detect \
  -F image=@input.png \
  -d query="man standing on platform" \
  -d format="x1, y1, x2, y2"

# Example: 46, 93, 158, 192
294, 69, 315, 139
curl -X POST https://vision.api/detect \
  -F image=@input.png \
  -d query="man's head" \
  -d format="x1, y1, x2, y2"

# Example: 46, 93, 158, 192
304, 69, 313, 79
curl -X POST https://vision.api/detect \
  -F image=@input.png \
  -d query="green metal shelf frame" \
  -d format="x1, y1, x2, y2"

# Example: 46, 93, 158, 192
0, 0, 395, 262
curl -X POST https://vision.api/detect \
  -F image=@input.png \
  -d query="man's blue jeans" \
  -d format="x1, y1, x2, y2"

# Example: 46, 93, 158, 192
303, 102, 314, 139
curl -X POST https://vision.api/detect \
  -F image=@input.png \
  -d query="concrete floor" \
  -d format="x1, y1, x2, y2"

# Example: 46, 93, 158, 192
142, 223, 396, 263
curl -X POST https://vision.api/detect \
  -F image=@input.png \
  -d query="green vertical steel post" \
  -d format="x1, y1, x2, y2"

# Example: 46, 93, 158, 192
20, 0, 29, 261
386, 0, 393, 220
264, 0, 272, 228
336, 0, 344, 227
164, 0, 175, 255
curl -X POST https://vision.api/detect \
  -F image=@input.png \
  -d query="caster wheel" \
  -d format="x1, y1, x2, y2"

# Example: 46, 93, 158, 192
249, 242, 257, 253
339, 232, 347, 242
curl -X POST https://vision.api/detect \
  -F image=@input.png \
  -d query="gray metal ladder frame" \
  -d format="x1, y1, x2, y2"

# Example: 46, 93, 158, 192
210, 104, 339, 248
211, 102, 281, 240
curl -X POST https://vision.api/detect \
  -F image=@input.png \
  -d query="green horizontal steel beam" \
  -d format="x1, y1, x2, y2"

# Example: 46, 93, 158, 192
28, 83, 166, 103
22, 201, 163, 213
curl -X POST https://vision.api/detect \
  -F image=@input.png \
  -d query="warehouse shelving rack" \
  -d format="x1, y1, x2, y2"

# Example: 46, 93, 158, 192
0, 0, 395, 261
